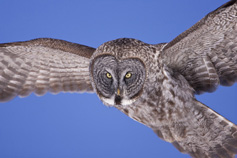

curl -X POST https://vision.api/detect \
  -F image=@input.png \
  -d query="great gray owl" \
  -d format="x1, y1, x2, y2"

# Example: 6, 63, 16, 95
0, 0, 237, 158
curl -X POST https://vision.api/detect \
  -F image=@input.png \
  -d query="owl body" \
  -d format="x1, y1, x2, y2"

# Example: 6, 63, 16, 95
94, 38, 193, 142
96, 38, 237, 157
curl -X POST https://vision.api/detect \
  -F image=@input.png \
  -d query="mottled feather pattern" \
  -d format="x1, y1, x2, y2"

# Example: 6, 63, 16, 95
0, 39, 95, 102
120, 60, 237, 157
0, 1, 237, 158
117, 1, 237, 157
162, 0, 237, 94
171, 101, 237, 158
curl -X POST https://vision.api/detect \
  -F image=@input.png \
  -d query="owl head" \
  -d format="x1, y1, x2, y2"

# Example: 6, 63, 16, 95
89, 38, 150, 107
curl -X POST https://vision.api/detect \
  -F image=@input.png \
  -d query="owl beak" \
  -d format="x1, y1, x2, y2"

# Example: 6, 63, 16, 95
117, 88, 121, 96
115, 88, 122, 105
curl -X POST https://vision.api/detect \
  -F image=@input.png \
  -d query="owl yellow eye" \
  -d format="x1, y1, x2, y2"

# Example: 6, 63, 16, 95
125, 72, 132, 79
106, 72, 112, 79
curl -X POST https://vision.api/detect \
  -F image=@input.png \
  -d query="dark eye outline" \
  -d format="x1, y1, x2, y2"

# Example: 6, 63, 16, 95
125, 72, 132, 79
106, 72, 112, 79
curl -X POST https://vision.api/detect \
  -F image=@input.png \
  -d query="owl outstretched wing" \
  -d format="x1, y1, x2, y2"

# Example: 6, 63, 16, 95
162, 0, 237, 94
156, 0, 237, 157
0, 38, 96, 102
151, 100, 237, 158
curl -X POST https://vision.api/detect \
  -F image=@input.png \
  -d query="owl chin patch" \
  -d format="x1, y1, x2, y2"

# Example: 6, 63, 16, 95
101, 95, 136, 106
101, 96, 115, 106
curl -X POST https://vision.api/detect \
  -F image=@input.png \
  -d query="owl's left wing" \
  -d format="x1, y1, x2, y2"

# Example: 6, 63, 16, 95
161, 0, 237, 94
0, 38, 96, 102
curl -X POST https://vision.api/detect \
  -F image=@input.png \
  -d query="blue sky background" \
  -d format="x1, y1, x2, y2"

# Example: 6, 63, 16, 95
0, 0, 236, 158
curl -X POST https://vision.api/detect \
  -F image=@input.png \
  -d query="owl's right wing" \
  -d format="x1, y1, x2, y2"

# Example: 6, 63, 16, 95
0, 38, 96, 102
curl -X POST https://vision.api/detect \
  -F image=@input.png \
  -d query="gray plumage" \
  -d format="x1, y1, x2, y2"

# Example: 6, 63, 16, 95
0, 0, 237, 158
0, 38, 95, 101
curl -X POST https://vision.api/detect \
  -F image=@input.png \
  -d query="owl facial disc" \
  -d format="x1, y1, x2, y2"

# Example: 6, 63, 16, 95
90, 54, 146, 106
